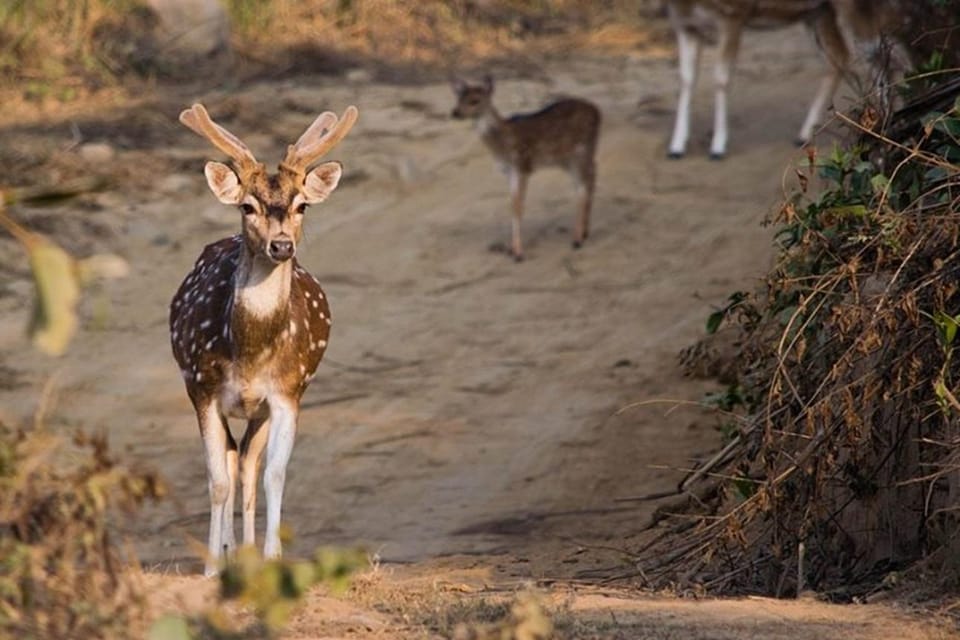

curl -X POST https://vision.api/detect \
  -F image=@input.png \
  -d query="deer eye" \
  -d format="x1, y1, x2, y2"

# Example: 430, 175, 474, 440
239, 203, 257, 216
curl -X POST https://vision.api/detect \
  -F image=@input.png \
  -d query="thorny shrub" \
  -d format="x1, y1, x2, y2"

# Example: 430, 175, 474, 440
648, 66, 960, 598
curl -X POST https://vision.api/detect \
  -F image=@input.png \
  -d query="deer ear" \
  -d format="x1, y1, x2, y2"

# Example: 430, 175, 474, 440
482, 74, 494, 93
204, 161, 243, 204
451, 77, 467, 94
303, 162, 343, 204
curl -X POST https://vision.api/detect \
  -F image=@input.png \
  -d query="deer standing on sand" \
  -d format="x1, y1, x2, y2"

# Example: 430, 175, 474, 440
665, 0, 910, 159
170, 102, 357, 576
451, 76, 600, 261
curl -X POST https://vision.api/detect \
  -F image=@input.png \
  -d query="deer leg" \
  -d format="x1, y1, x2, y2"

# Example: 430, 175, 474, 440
799, 7, 849, 145
572, 162, 595, 248
668, 27, 701, 158
198, 401, 232, 577
710, 19, 741, 159
222, 428, 238, 556
239, 414, 269, 547
263, 398, 298, 559
509, 170, 528, 262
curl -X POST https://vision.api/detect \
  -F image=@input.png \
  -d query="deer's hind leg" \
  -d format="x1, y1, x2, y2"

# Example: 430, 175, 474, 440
572, 157, 596, 249
797, 6, 849, 146
709, 17, 742, 159
508, 169, 529, 262
239, 413, 269, 547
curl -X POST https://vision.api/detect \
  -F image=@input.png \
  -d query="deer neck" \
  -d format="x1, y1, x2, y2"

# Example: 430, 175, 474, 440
476, 104, 504, 139
230, 249, 292, 360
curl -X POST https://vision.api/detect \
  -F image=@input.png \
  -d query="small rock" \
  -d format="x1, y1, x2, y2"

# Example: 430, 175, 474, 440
145, 0, 230, 60
78, 142, 115, 164
156, 173, 196, 195
346, 68, 373, 84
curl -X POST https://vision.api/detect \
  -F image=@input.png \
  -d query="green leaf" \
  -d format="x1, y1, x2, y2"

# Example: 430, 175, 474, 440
830, 204, 869, 219
147, 615, 194, 640
28, 238, 81, 356
934, 310, 959, 346
870, 173, 890, 195
933, 116, 960, 137
706, 310, 724, 335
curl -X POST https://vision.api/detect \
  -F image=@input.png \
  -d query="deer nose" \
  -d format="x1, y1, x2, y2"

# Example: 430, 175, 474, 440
268, 239, 295, 262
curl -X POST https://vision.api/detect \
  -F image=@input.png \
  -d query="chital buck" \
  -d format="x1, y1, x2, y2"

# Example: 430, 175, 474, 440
170, 103, 357, 576
451, 75, 600, 261
665, 0, 910, 159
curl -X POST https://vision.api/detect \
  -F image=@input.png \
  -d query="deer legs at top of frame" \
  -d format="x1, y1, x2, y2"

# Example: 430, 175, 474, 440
668, 27, 702, 158
668, 20, 742, 160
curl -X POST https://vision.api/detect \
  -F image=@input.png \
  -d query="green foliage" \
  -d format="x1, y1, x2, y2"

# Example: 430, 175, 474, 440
225, 0, 274, 33
149, 546, 366, 639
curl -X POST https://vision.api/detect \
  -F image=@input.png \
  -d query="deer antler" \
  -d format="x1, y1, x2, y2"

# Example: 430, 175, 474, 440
280, 105, 359, 178
179, 104, 260, 175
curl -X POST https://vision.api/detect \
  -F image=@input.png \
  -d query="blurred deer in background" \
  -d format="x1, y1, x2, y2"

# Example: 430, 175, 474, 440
171, 102, 357, 576
665, 0, 911, 159
451, 75, 601, 261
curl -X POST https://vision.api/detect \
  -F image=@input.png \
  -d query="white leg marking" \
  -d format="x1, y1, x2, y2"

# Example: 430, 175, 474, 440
199, 404, 230, 577
798, 70, 841, 145
223, 447, 238, 554
710, 21, 740, 158
262, 399, 298, 559
668, 27, 701, 157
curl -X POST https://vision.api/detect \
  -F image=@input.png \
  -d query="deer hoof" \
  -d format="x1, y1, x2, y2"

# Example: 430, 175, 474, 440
667, 150, 685, 160
572, 240, 582, 250
709, 151, 725, 161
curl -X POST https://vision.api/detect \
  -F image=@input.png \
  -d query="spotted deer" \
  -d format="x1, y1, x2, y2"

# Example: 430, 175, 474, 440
665, 0, 910, 158
170, 103, 357, 576
451, 75, 601, 261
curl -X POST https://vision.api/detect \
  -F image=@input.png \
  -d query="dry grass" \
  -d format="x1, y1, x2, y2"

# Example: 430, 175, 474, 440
0, 0, 669, 99
0, 423, 164, 638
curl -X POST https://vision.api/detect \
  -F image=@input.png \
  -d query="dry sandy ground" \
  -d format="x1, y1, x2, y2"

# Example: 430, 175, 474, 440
0, 22, 955, 640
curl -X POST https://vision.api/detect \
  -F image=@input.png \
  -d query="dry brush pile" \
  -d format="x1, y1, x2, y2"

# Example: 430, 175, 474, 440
641, 59, 960, 599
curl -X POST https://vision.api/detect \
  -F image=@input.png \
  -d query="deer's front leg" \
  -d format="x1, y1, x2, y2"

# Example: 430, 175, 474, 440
668, 26, 701, 158
263, 398, 299, 559
197, 401, 235, 577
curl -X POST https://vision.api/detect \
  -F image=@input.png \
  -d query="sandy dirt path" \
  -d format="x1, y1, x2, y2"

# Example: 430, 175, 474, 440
0, 23, 953, 639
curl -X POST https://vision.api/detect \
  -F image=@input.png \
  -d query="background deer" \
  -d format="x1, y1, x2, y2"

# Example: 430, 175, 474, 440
170, 102, 357, 576
665, 0, 910, 159
451, 75, 600, 261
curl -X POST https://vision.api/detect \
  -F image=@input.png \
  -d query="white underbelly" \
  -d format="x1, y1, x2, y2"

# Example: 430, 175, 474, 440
220, 374, 270, 420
